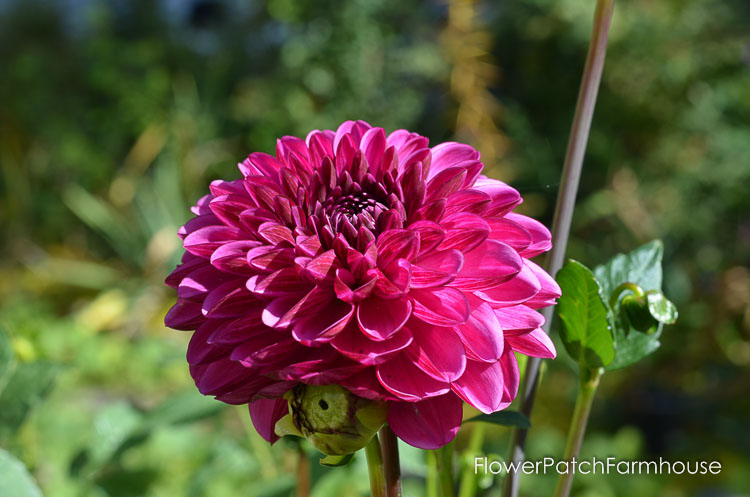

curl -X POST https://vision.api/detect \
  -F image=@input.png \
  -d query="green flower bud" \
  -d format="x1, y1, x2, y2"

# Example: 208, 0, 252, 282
621, 294, 657, 332
274, 384, 388, 456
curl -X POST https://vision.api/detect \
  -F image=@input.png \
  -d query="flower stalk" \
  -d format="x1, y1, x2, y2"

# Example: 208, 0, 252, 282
379, 425, 403, 497
554, 368, 602, 497
435, 443, 456, 497
365, 434, 387, 497
503, 1, 616, 496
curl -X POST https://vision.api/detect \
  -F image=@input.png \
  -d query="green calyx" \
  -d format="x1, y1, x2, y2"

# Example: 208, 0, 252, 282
612, 283, 678, 333
274, 384, 388, 456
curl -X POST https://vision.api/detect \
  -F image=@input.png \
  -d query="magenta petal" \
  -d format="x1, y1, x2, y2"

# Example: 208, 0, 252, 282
472, 177, 522, 216
178, 265, 230, 300
210, 240, 261, 275
408, 320, 467, 382
408, 220, 445, 254
197, 358, 252, 396
452, 359, 507, 414
445, 189, 492, 216
292, 300, 354, 345
257, 222, 295, 245
184, 225, 243, 258
474, 262, 541, 306
494, 305, 545, 336
249, 398, 289, 444
411, 287, 470, 326
411, 249, 463, 288
428, 142, 480, 179
202, 280, 257, 318
300, 250, 342, 282
165, 300, 204, 330
248, 268, 302, 297
456, 303, 504, 362
439, 212, 490, 252
387, 394, 463, 450
377, 229, 420, 268
505, 212, 552, 258
486, 217, 532, 253
452, 240, 522, 290
498, 347, 520, 408
523, 259, 562, 309
262, 287, 327, 329
208, 314, 267, 345
332, 323, 413, 365
186, 319, 227, 365
376, 352, 450, 401
360, 127, 387, 176
506, 328, 556, 358
357, 296, 412, 341
247, 246, 295, 273
339, 369, 399, 401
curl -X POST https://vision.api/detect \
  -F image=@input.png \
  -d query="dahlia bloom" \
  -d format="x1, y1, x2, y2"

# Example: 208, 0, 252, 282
165, 121, 560, 450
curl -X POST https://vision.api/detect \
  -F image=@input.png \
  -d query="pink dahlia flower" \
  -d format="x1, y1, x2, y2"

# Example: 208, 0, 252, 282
165, 121, 560, 450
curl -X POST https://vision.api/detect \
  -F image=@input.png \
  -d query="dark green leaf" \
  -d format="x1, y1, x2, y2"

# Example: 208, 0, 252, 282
647, 292, 678, 324
0, 449, 43, 497
556, 260, 615, 368
464, 410, 531, 429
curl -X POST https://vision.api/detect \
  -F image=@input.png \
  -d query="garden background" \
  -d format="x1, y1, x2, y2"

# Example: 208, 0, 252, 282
1, 0, 748, 496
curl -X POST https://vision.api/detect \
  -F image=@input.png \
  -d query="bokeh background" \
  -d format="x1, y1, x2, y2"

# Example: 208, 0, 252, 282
1, 0, 749, 496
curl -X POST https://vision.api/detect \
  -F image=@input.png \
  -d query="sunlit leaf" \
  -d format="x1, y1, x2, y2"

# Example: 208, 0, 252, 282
556, 260, 615, 369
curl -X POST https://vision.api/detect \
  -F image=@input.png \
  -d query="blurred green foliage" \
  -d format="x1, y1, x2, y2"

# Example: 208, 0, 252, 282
0, 0, 748, 496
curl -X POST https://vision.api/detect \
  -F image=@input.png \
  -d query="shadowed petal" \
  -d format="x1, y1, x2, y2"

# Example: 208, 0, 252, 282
408, 320, 467, 381
292, 299, 354, 345
387, 394, 463, 450
332, 323, 413, 365
376, 352, 450, 401
249, 398, 289, 444
357, 296, 412, 341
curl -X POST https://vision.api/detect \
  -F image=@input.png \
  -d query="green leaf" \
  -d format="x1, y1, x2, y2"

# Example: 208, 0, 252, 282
593, 240, 663, 298
320, 453, 354, 467
556, 260, 615, 368
594, 241, 667, 370
0, 362, 57, 442
647, 292, 678, 324
0, 449, 43, 497
464, 410, 531, 429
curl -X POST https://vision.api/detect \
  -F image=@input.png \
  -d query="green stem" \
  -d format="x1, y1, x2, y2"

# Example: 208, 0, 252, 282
457, 423, 486, 497
426, 450, 439, 497
435, 442, 456, 497
609, 282, 645, 308
379, 426, 403, 497
502, 1, 616, 496
554, 368, 602, 497
365, 434, 387, 497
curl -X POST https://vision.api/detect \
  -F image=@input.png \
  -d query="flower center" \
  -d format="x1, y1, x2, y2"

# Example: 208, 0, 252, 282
327, 192, 389, 232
